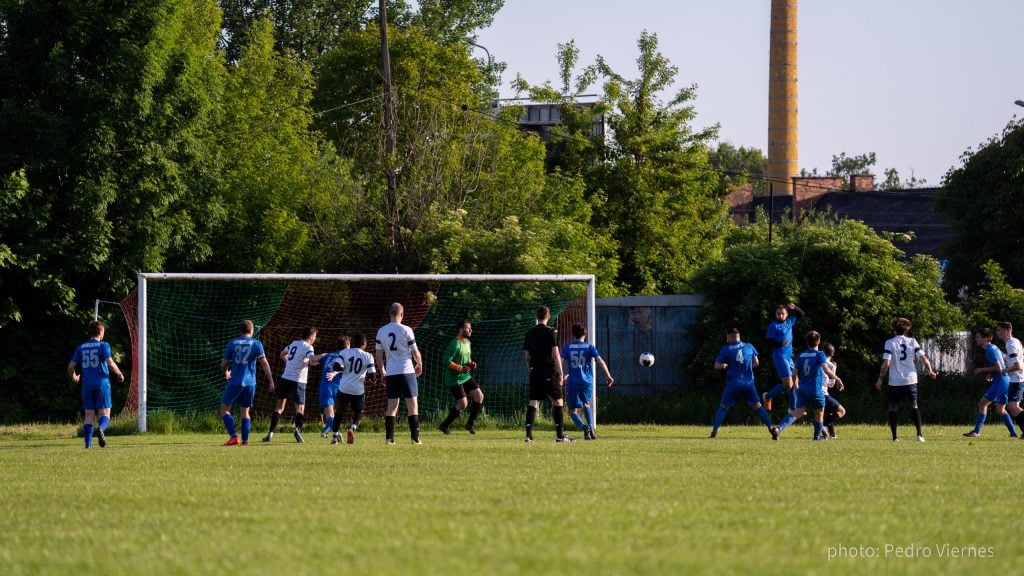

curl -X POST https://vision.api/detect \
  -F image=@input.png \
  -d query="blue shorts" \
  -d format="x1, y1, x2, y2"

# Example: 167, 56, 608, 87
772, 352, 794, 378
794, 388, 825, 410
385, 373, 418, 399
720, 384, 760, 408
983, 380, 1010, 405
566, 384, 593, 410
1008, 381, 1023, 404
82, 385, 112, 410
221, 383, 256, 408
319, 383, 339, 407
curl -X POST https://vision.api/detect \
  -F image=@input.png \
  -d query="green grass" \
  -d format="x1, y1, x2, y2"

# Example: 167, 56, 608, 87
0, 424, 1015, 575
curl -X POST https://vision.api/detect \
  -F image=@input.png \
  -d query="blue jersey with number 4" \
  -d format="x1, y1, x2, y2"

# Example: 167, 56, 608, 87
71, 339, 112, 389
796, 349, 829, 394
561, 341, 601, 387
716, 341, 758, 387
223, 337, 266, 387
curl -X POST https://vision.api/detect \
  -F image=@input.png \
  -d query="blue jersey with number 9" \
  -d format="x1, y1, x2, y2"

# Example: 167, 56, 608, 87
223, 337, 266, 387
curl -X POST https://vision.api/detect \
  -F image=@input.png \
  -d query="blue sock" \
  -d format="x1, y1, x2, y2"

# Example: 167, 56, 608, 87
241, 418, 251, 442
813, 420, 823, 439
324, 417, 334, 433
766, 384, 785, 400
83, 424, 93, 448
1001, 413, 1017, 437
712, 408, 727, 433
973, 412, 987, 434
584, 406, 594, 429
755, 406, 774, 428
787, 388, 799, 409
98, 415, 110, 431
570, 412, 586, 430
778, 413, 797, 432
222, 414, 237, 437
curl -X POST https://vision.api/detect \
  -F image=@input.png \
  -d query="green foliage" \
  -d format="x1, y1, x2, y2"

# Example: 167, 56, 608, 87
935, 118, 1024, 293
708, 142, 768, 195
960, 260, 1024, 330
688, 214, 963, 392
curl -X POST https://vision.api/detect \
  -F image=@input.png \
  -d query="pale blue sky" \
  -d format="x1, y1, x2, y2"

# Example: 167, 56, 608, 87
476, 0, 1024, 185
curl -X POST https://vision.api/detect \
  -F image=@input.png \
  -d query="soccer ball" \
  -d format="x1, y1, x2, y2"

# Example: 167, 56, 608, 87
639, 352, 655, 367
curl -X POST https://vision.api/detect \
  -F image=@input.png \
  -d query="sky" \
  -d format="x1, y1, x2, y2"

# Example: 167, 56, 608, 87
476, 0, 1024, 185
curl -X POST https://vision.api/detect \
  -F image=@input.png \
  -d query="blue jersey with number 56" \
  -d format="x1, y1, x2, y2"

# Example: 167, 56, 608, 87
561, 341, 601, 387
223, 337, 266, 387
71, 340, 112, 389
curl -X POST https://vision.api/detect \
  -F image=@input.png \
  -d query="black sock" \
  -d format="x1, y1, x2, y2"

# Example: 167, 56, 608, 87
823, 412, 836, 426
553, 405, 564, 437
1015, 412, 1024, 430
468, 401, 483, 425
385, 416, 396, 440
888, 411, 899, 440
442, 408, 461, 428
269, 411, 281, 434
294, 412, 304, 432
331, 411, 344, 433
910, 408, 923, 436
352, 410, 362, 429
408, 415, 420, 442
525, 405, 537, 438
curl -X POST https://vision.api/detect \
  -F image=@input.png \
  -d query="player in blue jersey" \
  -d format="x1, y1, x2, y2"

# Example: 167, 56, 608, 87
68, 321, 126, 449
318, 336, 349, 438
776, 331, 842, 440
560, 323, 614, 440
328, 333, 376, 444
761, 303, 804, 412
220, 320, 275, 446
711, 326, 779, 439
964, 327, 1017, 438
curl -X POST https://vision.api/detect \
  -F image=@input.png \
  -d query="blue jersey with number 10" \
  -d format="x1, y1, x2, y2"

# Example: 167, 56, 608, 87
223, 337, 265, 387
716, 341, 758, 387
561, 341, 601, 387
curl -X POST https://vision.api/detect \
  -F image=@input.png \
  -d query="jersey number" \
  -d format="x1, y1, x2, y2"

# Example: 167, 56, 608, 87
348, 358, 364, 373
234, 345, 251, 364
569, 351, 587, 369
81, 349, 101, 368
388, 333, 398, 351
898, 343, 907, 361
287, 346, 297, 361
803, 362, 812, 377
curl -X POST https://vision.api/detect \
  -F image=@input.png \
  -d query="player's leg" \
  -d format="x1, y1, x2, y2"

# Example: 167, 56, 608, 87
82, 406, 96, 449
220, 384, 241, 445
464, 379, 484, 434
438, 385, 467, 434
348, 394, 364, 444
330, 396, 345, 444
264, 388, 288, 441
292, 381, 307, 443
886, 385, 903, 441
995, 403, 1017, 437
776, 403, 806, 435
384, 375, 401, 444
966, 398, 993, 437
94, 385, 112, 447
321, 403, 335, 438
525, 373, 547, 442
567, 388, 587, 432
744, 386, 775, 434
549, 380, 570, 441
405, 380, 420, 444
811, 405, 825, 440
1008, 383, 1024, 434
712, 387, 741, 438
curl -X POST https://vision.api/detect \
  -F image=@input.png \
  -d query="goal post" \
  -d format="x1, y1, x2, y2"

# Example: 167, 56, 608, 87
128, 273, 596, 433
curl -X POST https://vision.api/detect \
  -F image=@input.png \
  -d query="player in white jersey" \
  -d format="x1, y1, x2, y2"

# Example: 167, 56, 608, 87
328, 333, 377, 445
997, 322, 1024, 437
376, 303, 424, 444
263, 326, 321, 443
875, 317, 936, 442
819, 342, 846, 439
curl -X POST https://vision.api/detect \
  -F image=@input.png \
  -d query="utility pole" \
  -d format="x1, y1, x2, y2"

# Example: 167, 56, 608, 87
379, 0, 398, 253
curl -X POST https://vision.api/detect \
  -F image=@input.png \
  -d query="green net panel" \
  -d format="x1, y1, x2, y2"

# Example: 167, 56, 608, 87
121, 276, 590, 425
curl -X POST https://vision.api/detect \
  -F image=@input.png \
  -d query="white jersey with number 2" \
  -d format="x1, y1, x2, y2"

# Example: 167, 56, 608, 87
376, 322, 418, 375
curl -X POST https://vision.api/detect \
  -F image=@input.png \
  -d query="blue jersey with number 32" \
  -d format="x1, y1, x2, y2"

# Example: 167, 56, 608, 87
71, 340, 112, 388
223, 337, 265, 387
561, 341, 601, 387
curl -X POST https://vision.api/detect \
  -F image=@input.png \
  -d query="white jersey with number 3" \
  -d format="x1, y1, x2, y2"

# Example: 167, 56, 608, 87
882, 335, 924, 386
376, 322, 418, 375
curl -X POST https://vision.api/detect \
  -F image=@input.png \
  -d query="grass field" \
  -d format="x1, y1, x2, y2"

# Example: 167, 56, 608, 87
0, 424, 1015, 575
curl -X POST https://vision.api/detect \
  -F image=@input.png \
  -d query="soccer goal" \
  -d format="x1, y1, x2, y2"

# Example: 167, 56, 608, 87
121, 273, 596, 432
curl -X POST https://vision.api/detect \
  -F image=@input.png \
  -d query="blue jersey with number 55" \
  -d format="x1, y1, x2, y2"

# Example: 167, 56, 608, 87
223, 337, 265, 387
561, 341, 601, 387
71, 340, 112, 389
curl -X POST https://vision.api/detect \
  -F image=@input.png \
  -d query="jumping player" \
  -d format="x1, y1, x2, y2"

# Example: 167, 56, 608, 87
68, 320, 126, 448
776, 331, 842, 440
438, 320, 485, 435
875, 317, 936, 442
220, 320, 275, 446
329, 333, 376, 445
710, 326, 778, 440
264, 326, 319, 443
964, 327, 1017, 438
376, 303, 423, 444
561, 323, 614, 440
761, 303, 804, 411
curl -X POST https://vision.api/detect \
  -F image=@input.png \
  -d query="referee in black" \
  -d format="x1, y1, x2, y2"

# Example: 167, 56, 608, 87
523, 305, 572, 442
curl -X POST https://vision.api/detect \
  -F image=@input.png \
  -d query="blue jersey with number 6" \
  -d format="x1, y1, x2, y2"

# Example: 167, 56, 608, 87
796, 349, 829, 394
562, 341, 601, 387
71, 340, 112, 389
223, 337, 265, 387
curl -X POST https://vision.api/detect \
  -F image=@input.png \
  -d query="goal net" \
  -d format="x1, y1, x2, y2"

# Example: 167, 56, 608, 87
120, 274, 595, 432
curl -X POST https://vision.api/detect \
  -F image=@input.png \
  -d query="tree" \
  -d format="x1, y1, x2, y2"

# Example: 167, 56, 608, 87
516, 31, 727, 295
935, 118, 1024, 294
708, 142, 767, 195
881, 166, 928, 190
688, 213, 962, 391
962, 260, 1024, 330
